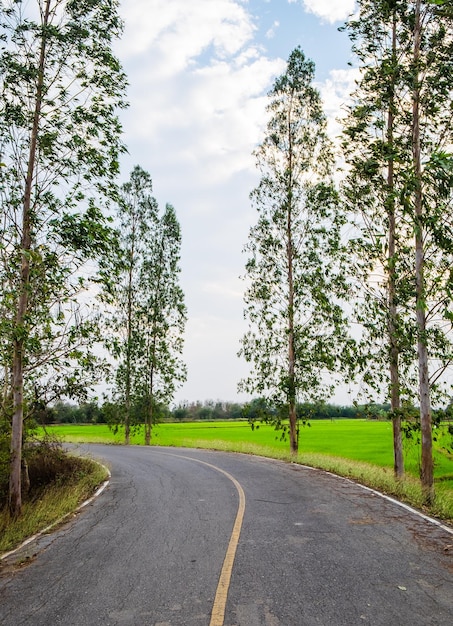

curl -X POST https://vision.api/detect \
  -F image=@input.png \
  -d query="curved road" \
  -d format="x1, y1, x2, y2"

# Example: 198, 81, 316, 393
1, 445, 452, 625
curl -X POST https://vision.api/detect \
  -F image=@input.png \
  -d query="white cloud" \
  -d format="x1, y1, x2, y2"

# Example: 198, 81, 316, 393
180, 313, 250, 402
117, 0, 257, 73
118, 0, 285, 191
289, 0, 356, 24
202, 277, 244, 301
266, 20, 280, 39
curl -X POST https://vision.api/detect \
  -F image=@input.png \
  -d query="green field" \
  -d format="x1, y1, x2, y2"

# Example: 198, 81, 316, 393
44, 419, 453, 485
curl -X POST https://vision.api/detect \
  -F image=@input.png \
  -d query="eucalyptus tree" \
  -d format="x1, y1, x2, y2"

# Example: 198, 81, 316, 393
239, 47, 349, 455
0, 0, 127, 516
410, 0, 453, 501
342, 0, 414, 479
108, 171, 187, 446
108, 166, 158, 444
342, 0, 453, 499
137, 203, 187, 445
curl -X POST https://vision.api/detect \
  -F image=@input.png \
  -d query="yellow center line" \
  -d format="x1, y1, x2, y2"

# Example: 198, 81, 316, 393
204, 463, 245, 626
156, 452, 246, 626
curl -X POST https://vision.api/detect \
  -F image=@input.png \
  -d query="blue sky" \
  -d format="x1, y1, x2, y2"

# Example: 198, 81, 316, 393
115, 0, 358, 405
246, 0, 354, 80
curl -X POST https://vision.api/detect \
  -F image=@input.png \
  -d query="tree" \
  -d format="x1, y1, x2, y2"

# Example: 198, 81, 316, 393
107, 169, 187, 445
0, 0, 127, 516
138, 203, 187, 445
239, 48, 349, 455
342, 0, 414, 479
107, 166, 158, 444
342, 1, 453, 499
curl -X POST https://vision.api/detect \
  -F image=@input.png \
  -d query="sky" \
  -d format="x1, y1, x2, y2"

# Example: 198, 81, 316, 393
114, 0, 359, 406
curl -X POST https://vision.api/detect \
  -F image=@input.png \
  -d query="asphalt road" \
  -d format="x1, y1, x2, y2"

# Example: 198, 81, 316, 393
1, 445, 452, 626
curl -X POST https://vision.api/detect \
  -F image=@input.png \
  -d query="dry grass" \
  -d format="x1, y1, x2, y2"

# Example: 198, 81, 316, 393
0, 457, 107, 555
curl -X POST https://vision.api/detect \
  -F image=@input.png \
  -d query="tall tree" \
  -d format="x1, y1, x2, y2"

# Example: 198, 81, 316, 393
342, 1, 453, 499
138, 203, 187, 445
342, 0, 412, 479
239, 47, 348, 455
108, 170, 187, 445
107, 166, 158, 444
409, 0, 453, 501
0, 0, 127, 516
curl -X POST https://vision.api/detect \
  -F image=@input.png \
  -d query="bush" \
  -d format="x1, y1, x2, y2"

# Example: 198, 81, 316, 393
25, 437, 87, 492
0, 436, 91, 508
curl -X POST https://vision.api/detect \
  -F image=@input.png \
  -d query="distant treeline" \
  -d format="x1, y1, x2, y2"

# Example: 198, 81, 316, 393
36, 398, 453, 426
36, 398, 417, 425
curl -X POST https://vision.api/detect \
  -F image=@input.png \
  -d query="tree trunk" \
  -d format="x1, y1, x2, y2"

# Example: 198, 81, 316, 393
288, 399, 298, 455
286, 100, 298, 456
124, 238, 135, 446
287, 256, 298, 456
145, 402, 153, 446
387, 13, 404, 479
412, 0, 433, 503
9, 0, 51, 517
145, 355, 155, 446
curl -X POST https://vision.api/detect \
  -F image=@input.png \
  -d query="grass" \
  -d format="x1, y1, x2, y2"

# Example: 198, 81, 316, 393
43, 419, 453, 526
0, 455, 108, 556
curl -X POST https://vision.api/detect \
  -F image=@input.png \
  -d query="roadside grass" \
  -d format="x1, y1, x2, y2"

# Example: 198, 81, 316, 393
0, 456, 108, 555
44, 420, 453, 526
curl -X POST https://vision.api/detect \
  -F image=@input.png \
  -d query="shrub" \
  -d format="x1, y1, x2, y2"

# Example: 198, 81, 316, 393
25, 437, 87, 492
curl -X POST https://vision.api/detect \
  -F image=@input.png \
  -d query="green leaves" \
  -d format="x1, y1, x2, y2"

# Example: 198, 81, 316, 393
1, 1, 129, 512
341, 0, 453, 403
106, 167, 187, 442
426, 0, 453, 16
241, 49, 349, 452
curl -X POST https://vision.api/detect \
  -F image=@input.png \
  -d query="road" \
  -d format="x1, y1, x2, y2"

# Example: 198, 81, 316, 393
1, 445, 452, 626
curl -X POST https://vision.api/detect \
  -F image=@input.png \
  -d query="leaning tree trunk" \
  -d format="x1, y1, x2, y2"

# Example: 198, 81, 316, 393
9, 0, 51, 517
412, 0, 434, 503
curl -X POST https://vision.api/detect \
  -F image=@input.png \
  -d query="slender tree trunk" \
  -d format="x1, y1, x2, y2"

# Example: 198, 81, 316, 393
124, 236, 136, 445
145, 325, 158, 446
388, 162, 404, 479
144, 234, 165, 446
9, 0, 51, 517
145, 360, 155, 446
287, 288, 297, 455
145, 400, 153, 445
286, 106, 298, 456
287, 225, 298, 455
2, 366, 11, 413
412, 0, 434, 503
124, 299, 132, 445
387, 13, 404, 479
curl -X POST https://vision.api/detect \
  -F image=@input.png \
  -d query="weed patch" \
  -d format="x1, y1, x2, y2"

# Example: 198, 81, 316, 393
0, 442, 108, 555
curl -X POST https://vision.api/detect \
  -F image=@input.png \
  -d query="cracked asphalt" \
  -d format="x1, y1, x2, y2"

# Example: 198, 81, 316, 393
1, 445, 452, 625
